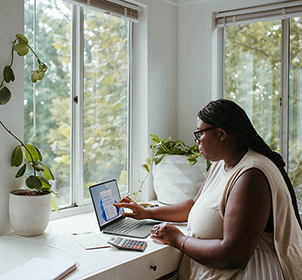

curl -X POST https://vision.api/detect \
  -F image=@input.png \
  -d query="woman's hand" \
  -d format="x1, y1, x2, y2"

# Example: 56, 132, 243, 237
113, 196, 149, 220
151, 222, 185, 249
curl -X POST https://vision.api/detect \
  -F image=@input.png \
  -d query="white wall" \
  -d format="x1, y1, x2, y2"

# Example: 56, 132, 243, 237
131, 0, 178, 201
0, 0, 24, 234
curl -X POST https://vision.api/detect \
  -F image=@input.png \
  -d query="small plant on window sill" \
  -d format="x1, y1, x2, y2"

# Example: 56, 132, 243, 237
132, 134, 211, 202
0, 34, 58, 212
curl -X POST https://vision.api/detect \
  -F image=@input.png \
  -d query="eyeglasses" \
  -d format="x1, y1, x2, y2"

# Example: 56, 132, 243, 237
193, 126, 216, 142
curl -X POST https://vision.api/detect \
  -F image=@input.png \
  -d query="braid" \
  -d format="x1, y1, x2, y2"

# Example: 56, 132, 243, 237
198, 99, 302, 229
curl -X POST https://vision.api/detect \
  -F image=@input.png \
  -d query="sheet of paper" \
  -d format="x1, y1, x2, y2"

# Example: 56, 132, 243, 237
0, 257, 79, 280
72, 231, 110, 250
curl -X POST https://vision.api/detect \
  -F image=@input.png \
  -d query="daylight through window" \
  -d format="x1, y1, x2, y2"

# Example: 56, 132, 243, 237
219, 4, 302, 200
24, 0, 131, 208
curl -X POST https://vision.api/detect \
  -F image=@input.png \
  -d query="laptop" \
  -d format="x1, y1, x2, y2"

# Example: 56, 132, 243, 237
89, 179, 159, 238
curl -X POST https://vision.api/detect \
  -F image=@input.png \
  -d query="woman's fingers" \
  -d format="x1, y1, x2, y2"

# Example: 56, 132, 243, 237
150, 223, 184, 248
113, 197, 147, 220
121, 212, 138, 218
151, 223, 164, 239
119, 196, 133, 203
113, 197, 134, 208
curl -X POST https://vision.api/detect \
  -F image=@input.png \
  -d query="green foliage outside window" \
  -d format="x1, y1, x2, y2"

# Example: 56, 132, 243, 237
83, 9, 129, 198
24, 0, 129, 207
225, 19, 302, 199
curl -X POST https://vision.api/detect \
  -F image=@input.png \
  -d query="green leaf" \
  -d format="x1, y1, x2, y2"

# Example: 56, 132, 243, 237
26, 175, 42, 190
13, 42, 29, 56
40, 163, 55, 180
38, 176, 51, 188
3, 66, 15, 83
37, 71, 45, 80
15, 164, 26, 178
187, 156, 197, 166
154, 148, 169, 157
31, 72, 38, 83
32, 162, 44, 172
145, 157, 152, 166
15, 34, 28, 44
38, 60, 48, 72
150, 143, 157, 153
161, 136, 172, 142
150, 134, 161, 144
0, 86, 11, 105
31, 70, 45, 83
25, 144, 42, 162
51, 198, 59, 213
154, 154, 164, 165
11, 145, 23, 167
206, 160, 211, 171
141, 163, 149, 172
174, 141, 184, 148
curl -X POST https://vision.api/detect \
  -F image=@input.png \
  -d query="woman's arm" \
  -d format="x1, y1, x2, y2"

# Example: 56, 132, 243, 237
114, 196, 195, 222
114, 170, 207, 222
151, 168, 272, 269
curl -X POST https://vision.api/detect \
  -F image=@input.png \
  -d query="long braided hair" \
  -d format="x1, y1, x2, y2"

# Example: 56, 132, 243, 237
198, 98, 302, 230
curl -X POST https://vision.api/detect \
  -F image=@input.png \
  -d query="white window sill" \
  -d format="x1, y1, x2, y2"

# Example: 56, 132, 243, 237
50, 203, 94, 221
1, 211, 185, 279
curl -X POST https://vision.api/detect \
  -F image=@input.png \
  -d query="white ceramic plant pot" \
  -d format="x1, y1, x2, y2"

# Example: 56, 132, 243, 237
153, 155, 207, 204
9, 189, 51, 237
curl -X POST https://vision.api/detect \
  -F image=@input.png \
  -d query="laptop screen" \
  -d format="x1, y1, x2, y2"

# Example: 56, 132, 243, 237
89, 179, 125, 228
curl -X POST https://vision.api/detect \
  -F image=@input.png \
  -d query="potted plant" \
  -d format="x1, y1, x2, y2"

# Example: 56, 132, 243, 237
133, 134, 210, 204
0, 34, 57, 236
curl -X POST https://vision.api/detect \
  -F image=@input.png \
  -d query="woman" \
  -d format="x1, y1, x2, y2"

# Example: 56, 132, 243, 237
114, 99, 302, 279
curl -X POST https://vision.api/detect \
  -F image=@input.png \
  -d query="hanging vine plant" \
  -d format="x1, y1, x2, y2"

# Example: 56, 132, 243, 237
0, 34, 58, 211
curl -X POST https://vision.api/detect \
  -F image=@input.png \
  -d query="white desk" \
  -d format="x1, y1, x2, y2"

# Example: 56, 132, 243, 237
0, 211, 186, 279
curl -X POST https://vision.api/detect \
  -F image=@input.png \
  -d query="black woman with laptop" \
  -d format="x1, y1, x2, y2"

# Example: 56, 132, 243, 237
114, 99, 302, 280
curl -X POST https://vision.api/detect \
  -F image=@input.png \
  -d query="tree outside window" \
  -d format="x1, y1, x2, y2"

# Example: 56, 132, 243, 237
224, 18, 302, 199
24, 0, 130, 208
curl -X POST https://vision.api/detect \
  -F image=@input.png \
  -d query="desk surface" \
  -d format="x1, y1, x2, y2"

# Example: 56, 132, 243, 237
0, 211, 186, 279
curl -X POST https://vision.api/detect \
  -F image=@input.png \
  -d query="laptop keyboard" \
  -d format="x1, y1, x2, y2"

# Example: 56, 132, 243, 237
104, 219, 147, 234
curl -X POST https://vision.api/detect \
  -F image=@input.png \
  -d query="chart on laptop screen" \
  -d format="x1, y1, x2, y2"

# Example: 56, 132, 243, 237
89, 180, 123, 225
100, 189, 118, 221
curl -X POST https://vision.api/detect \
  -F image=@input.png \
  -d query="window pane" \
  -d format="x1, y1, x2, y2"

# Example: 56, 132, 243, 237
224, 21, 281, 152
289, 17, 302, 199
83, 9, 129, 198
24, 0, 72, 207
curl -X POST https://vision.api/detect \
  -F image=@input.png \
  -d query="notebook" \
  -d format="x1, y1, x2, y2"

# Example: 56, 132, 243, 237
0, 257, 79, 280
89, 179, 158, 238
72, 231, 111, 250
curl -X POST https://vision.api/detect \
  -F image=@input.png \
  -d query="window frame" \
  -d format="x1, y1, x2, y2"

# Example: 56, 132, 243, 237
70, 4, 133, 209
71, 4, 85, 208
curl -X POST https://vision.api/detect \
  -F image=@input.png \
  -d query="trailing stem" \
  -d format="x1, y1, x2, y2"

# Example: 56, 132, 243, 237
133, 158, 154, 202
0, 119, 36, 176
0, 41, 16, 89
133, 169, 150, 202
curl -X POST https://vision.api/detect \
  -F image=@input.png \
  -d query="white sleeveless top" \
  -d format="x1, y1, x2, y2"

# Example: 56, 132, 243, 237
178, 149, 302, 280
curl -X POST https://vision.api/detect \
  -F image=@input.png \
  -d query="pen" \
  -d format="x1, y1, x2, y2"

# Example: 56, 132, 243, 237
72, 232, 93, 235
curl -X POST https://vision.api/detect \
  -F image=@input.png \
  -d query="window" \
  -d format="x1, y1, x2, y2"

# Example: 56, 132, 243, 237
217, 2, 302, 200
24, 0, 136, 208
224, 20, 282, 153
289, 17, 302, 200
